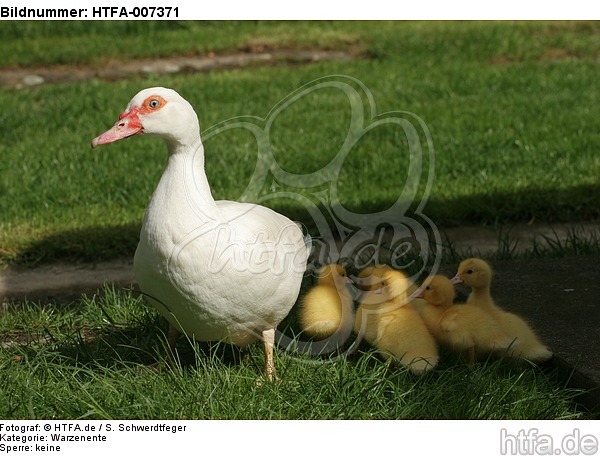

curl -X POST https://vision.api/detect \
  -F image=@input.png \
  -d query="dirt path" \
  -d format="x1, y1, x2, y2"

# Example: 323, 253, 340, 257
0, 259, 136, 304
0, 49, 357, 89
1, 221, 597, 303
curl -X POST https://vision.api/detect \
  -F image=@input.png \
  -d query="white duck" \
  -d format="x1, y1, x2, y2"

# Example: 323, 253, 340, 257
92, 87, 308, 380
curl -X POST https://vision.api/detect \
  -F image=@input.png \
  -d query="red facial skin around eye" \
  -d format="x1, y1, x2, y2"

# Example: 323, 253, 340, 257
119, 106, 139, 120
118, 106, 143, 131
91, 95, 168, 148
138, 96, 168, 115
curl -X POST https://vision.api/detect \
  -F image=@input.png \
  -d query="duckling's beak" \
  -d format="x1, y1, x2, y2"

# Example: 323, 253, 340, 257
410, 289, 424, 299
450, 275, 463, 285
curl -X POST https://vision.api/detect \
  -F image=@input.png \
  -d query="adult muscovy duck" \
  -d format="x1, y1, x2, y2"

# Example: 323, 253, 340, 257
92, 87, 308, 380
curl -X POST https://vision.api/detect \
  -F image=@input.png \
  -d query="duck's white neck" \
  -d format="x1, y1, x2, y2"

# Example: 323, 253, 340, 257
142, 135, 219, 248
166, 135, 216, 209
166, 132, 201, 157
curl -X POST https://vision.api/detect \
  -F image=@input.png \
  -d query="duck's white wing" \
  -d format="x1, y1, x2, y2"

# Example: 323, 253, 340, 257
215, 200, 308, 273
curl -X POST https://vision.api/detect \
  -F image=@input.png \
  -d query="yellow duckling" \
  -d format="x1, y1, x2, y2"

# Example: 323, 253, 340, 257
356, 265, 391, 291
354, 267, 438, 374
417, 275, 514, 364
299, 264, 354, 344
357, 264, 419, 297
452, 258, 552, 363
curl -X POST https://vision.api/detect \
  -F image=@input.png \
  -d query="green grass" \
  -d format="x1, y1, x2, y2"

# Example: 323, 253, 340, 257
0, 287, 588, 419
439, 226, 600, 264
0, 21, 361, 67
1, 21, 599, 265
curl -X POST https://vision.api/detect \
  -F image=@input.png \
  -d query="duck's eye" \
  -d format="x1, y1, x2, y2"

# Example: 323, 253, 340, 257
148, 99, 160, 109
425, 286, 431, 290
466, 269, 473, 274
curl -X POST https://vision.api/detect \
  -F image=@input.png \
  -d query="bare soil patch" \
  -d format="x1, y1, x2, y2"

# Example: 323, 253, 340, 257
0, 49, 359, 89
0, 259, 136, 304
490, 47, 584, 66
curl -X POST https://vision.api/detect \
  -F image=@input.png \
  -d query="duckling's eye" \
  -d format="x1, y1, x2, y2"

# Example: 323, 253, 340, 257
148, 99, 160, 109
466, 269, 473, 274
425, 286, 431, 290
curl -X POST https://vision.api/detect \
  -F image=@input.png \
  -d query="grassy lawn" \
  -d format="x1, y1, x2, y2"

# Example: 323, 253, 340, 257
0, 21, 598, 420
0, 287, 587, 419
0, 21, 599, 265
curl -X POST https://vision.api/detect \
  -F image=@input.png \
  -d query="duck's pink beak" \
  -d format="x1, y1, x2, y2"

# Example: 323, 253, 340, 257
91, 108, 143, 148
450, 275, 463, 285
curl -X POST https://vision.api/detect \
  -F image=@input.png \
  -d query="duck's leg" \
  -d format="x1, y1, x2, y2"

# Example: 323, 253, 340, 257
147, 323, 181, 370
167, 323, 181, 358
262, 328, 276, 382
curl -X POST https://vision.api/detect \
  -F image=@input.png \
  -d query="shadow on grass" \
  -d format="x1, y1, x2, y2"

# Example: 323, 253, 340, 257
5, 182, 599, 268
7, 313, 248, 374
423, 183, 600, 227
7, 222, 141, 267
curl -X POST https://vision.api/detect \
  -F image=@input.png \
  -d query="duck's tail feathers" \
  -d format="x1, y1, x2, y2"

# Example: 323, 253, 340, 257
295, 222, 313, 259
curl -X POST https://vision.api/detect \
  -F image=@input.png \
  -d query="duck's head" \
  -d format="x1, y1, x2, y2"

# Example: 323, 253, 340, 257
370, 269, 411, 302
418, 275, 455, 307
317, 264, 353, 289
356, 265, 392, 292
92, 87, 200, 149
451, 258, 492, 289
